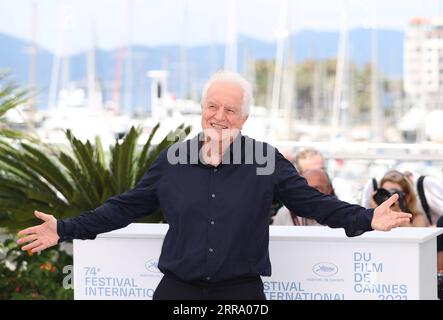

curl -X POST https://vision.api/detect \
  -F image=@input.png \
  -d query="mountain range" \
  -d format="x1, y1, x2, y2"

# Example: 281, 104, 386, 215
0, 28, 404, 110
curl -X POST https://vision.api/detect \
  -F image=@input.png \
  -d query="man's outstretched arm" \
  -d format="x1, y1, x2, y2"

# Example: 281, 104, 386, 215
17, 149, 166, 252
274, 150, 411, 236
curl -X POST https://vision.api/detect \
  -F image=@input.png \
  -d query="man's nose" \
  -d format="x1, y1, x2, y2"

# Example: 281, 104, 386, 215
214, 108, 226, 120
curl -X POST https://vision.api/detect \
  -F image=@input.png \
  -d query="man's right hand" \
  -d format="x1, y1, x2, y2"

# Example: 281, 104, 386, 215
17, 210, 59, 253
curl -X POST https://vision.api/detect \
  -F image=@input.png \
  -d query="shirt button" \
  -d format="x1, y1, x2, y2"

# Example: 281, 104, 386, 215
211, 194, 216, 198
206, 276, 211, 281
213, 168, 218, 173
210, 220, 215, 225
209, 248, 214, 253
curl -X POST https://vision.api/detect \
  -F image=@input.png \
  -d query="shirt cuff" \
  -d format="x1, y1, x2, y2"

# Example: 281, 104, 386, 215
57, 219, 74, 243
345, 208, 374, 237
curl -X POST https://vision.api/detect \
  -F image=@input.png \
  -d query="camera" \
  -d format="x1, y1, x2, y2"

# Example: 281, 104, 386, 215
373, 188, 406, 211
438, 272, 443, 300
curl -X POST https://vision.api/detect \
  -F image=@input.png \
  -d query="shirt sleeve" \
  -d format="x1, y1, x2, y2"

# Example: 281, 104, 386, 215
57, 150, 165, 242
273, 149, 373, 237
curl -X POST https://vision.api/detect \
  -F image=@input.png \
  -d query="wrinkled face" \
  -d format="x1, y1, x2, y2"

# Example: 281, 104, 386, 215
305, 173, 333, 195
298, 155, 325, 174
201, 81, 248, 142
381, 181, 403, 212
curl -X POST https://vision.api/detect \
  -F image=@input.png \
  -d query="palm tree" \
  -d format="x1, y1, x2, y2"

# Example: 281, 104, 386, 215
0, 71, 192, 231
0, 123, 191, 232
0, 71, 30, 140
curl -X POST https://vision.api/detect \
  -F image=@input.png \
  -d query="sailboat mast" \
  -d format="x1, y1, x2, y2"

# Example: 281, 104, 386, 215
87, 20, 97, 109
29, 1, 38, 112
370, 8, 383, 142
271, 0, 289, 140
282, 44, 295, 140
124, 0, 133, 115
48, 0, 74, 110
224, 0, 237, 72
179, 0, 189, 99
331, 0, 349, 140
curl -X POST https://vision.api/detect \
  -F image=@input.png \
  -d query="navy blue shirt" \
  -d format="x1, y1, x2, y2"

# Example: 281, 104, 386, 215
57, 133, 374, 283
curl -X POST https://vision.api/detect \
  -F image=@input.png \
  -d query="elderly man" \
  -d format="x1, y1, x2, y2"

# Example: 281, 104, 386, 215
17, 71, 411, 300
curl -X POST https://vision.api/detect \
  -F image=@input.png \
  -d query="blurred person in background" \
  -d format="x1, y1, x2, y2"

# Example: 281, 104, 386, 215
437, 216, 443, 299
369, 170, 428, 227
362, 169, 443, 226
294, 148, 357, 204
437, 216, 443, 272
273, 168, 334, 226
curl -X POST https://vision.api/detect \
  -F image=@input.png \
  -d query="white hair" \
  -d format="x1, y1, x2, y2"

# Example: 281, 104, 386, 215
200, 71, 253, 116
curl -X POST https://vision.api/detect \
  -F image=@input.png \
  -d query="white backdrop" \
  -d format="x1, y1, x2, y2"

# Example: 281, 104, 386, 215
73, 224, 443, 300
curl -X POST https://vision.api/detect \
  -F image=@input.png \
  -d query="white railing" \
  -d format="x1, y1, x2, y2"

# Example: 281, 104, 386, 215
275, 141, 443, 161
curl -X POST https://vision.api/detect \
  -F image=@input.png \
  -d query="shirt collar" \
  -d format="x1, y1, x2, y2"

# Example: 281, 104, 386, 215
188, 131, 244, 167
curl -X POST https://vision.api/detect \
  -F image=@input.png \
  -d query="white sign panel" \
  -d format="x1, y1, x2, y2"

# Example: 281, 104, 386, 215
263, 240, 417, 300
73, 224, 442, 300
74, 236, 163, 299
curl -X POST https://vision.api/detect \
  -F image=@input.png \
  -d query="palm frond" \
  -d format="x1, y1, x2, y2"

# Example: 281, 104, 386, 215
20, 143, 74, 200
0, 77, 29, 118
138, 124, 191, 181
0, 143, 60, 194
57, 151, 102, 209
0, 119, 191, 232
135, 123, 160, 183
109, 127, 140, 194
64, 130, 106, 203
94, 135, 107, 169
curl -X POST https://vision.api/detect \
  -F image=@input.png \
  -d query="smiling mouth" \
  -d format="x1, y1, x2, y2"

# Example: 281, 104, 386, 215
211, 123, 228, 129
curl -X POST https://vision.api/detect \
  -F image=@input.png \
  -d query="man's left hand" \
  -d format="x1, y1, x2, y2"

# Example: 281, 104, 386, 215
371, 193, 412, 231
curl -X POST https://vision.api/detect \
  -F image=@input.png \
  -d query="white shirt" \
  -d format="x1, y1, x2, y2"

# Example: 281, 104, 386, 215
273, 206, 321, 226
272, 206, 295, 225
410, 172, 443, 225
331, 177, 358, 204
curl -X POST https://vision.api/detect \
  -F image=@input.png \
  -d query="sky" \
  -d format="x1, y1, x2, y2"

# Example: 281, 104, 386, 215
1, 0, 443, 54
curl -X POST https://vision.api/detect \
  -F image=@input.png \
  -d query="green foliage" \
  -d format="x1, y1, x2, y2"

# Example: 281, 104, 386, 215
254, 60, 275, 107
0, 238, 73, 300
0, 123, 191, 232
0, 71, 29, 119
0, 71, 192, 300
254, 58, 392, 125
0, 71, 38, 143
